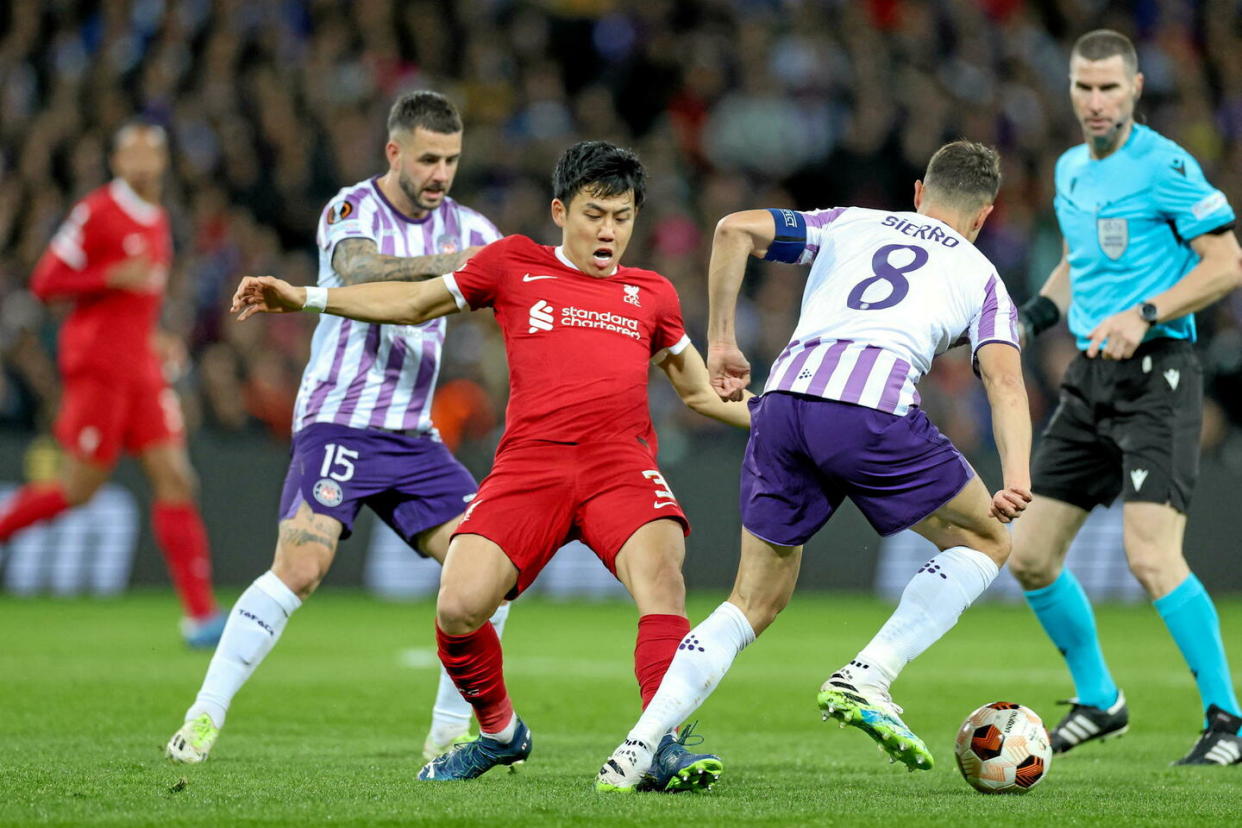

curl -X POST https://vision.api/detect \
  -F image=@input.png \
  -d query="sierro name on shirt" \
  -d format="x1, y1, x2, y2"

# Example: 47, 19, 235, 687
881, 215, 961, 247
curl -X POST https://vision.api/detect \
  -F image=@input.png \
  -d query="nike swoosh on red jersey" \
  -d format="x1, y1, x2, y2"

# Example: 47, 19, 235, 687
522, 273, 557, 282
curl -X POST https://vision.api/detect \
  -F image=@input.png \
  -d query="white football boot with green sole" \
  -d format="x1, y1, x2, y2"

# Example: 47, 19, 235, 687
817, 672, 934, 771
166, 713, 220, 764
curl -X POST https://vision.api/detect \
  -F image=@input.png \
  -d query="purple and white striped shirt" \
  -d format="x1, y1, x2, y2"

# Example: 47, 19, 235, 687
293, 179, 501, 435
765, 207, 1019, 416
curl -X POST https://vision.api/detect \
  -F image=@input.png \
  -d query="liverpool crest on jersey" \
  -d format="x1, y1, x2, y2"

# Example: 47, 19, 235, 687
1097, 218, 1128, 260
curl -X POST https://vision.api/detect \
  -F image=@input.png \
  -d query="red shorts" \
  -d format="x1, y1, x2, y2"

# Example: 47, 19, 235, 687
54, 372, 184, 466
453, 441, 690, 597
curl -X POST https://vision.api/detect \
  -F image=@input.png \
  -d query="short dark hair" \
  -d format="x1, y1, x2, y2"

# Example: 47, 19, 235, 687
551, 141, 646, 209
1071, 29, 1138, 75
922, 140, 1001, 211
387, 91, 462, 136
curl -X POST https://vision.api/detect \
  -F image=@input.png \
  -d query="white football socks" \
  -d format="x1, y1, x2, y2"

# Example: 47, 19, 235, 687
429, 602, 511, 743
627, 601, 756, 748
186, 571, 301, 727
854, 545, 998, 688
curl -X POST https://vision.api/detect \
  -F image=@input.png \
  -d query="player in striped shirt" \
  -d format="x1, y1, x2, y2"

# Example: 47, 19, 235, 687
167, 92, 508, 765
597, 140, 1032, 785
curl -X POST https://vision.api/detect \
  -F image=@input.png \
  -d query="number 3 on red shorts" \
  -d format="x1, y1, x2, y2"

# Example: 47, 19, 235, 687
642, 470, 678, 509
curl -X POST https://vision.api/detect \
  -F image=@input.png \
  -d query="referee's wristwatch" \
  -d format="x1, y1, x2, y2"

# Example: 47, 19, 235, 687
1137, 301, 1159, 326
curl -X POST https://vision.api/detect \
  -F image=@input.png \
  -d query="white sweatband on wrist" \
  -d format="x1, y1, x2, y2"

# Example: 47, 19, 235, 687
303, 286, 328, 312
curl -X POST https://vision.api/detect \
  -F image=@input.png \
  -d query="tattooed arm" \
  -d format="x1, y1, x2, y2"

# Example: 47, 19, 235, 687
331, 238, 481, 285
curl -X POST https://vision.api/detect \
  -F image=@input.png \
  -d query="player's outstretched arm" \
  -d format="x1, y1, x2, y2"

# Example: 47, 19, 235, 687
332, 238, 484, 285
231, 275, 461, 325
707, 210, 776, 400
975, 342, 1032, 523
1086, 230, 1242, 360
1017, 240, 1070, 346
658, 344, 752, 430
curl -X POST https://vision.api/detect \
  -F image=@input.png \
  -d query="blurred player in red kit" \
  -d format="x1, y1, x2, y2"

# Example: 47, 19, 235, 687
0, 121, 224, 647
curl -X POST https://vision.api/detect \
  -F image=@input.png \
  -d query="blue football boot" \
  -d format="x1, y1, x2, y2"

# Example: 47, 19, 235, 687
417, 717, 532, 781
641, 723, 723, 793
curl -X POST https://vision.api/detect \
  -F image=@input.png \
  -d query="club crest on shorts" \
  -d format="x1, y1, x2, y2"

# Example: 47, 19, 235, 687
1097, 218, 1128, 260
313, 478, 344, 508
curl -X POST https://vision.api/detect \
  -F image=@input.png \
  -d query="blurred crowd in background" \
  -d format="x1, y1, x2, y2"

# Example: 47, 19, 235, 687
3, 0, 1242, 470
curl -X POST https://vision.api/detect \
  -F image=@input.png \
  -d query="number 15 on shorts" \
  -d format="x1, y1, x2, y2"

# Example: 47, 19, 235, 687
643, 470, 678, 508
321, 443, 359, 482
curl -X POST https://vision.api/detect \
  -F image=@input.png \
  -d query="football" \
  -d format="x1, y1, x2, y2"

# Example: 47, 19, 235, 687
954, 702, 1052, 794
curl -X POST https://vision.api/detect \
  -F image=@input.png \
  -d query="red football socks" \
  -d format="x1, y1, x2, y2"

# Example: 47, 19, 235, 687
635, 613, 691, 709
0, 484, 70, 543
436, 621, 514, 734
152, 501, 217, 619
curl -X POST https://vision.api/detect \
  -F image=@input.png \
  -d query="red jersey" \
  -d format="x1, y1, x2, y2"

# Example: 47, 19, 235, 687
445, 235, 690, 453
30, 179, 171, 381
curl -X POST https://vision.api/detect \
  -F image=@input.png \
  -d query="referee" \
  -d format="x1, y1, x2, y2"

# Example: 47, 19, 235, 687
1012, 29, 1242, 765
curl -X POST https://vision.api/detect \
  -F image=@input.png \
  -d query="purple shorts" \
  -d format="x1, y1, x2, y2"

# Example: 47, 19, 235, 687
279, 423, 477, 551
740, 392, 973, 546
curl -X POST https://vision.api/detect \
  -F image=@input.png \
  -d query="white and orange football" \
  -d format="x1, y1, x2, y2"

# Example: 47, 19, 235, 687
954, 702, 1052, 794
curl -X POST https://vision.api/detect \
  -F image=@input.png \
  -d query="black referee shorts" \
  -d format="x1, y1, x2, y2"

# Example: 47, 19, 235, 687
1031, 338, 1202, 513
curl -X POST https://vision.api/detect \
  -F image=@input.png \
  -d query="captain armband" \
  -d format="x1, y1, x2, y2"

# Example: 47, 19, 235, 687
763, 209, 807, 263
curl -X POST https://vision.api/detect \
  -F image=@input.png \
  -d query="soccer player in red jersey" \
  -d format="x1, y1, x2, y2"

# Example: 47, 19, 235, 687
0, 122, 224, 646
231, 141, 749, 788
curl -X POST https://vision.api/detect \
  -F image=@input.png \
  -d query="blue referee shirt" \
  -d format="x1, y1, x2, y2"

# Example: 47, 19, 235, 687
1054, 123, 1236, 349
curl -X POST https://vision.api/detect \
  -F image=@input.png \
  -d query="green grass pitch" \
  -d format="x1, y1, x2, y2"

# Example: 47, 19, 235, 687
2, 591, 1239, 826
